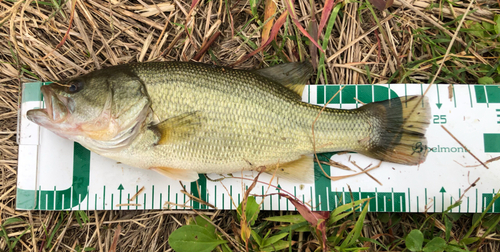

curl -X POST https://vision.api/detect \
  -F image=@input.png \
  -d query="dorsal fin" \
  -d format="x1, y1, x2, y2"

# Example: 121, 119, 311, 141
253, 61, 313, 97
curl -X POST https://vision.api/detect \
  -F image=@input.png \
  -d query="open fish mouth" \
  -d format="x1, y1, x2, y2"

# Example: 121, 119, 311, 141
27, 85, 69, 124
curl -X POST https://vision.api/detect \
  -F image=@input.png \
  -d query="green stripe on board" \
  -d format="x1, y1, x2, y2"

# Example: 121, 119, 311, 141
190, 175, 207, 209
16, 142, 90, 210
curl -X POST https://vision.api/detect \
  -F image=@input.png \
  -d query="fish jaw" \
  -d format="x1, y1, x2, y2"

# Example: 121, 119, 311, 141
26, 85, 75, 138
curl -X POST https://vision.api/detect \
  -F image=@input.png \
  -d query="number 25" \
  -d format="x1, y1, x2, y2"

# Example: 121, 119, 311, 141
433, 115, 447, 124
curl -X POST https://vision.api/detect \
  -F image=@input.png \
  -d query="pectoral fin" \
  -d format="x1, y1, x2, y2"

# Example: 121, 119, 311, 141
252, 61, 313, 97
150, 111, 203, 145
151, 167, 200, 182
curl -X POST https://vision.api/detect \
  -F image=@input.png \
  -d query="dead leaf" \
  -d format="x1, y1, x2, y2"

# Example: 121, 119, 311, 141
262, 0, 277, 44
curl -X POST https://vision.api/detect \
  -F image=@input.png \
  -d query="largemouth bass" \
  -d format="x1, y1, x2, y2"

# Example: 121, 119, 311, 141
27, 61, 430, 183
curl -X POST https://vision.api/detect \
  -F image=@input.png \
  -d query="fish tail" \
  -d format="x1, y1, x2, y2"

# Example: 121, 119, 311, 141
358, 95, 431, 165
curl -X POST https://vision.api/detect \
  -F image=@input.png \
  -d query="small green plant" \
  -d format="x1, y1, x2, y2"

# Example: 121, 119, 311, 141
168, 188, 375, 251
402, 192, 500, 252
0, 217, 30, 252
168, 215, 229, 252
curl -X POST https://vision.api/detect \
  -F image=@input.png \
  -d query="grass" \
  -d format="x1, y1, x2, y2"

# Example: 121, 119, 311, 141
0, 0, 500, 251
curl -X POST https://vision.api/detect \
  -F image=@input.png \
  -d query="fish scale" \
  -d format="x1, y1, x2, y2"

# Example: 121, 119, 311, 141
125, 63, 369, 170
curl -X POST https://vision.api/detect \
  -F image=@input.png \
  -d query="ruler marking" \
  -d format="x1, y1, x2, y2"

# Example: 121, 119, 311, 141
86, 186, 89, 210
484, 86, 489, 108
53, 186, 56, 210
372, 85, 375, 103
326, 188, 330, 210
405, 84, 407, 104
144, 193, 146, 210
467, 196, 469, 213
392, 188, 395, 213
70, 186, 73, 210
128, 193, 130, 210
468, 84, 473, 108
307, 85, 310, 103
94, 194, 97, 211
450, 196, 453, 212
434, 196, 436, 212
302, 194, 305, 211
458, 189, 461, 212
111, 194, 113, 210
103, 186, 106, 210
38, 186, 41, 211
355, 85, 359, 109
452, 84, 456, 108
476, 188, 478, 213
425, 188, 428, 211
278, 193, 281, 211
270, 192, 273, 211
408, 188, 411, 212
417, 196, 419, 213
324, 86, 327, 107
78, 194, 81, 211
318, 195, 321, 212
230, 186, 232, 210
342, 187, 346, 207
152, 185, 155, 209
136, 185, 139, 210
261, 186, 264, 210
339, 85, 342, 109
214, 186, 217, 208
310, 187, 313, 211
159, 193, 162, 209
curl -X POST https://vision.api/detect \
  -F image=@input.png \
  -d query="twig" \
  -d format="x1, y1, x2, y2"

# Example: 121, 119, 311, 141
350, 161, 382, 186
456, 177, 480, 204
441, 125, 488, 169
128, 186, 145, 201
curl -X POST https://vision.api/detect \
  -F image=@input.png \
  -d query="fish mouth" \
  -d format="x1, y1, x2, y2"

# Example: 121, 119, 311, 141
27, 85, 69, 124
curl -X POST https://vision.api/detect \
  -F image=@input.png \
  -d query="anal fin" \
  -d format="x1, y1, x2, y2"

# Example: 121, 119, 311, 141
151, 167, 200, 182
265, 155, 314, 184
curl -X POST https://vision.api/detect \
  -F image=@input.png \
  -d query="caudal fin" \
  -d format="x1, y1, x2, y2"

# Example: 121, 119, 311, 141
359, 95, 431, 165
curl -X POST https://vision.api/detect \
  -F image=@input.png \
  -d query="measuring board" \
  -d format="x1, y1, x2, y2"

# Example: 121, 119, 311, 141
16, 83, 500, 212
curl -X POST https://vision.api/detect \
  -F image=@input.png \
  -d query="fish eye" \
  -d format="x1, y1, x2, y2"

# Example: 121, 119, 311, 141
68, 80, 84, 93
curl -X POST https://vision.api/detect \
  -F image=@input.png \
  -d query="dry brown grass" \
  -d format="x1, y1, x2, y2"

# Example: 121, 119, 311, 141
1, 0, 500, 251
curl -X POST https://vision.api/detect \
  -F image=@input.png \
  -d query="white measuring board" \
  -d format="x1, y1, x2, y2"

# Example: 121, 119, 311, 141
16, 83, 500, 212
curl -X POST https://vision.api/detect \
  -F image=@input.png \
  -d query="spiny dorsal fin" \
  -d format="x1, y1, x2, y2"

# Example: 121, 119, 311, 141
253, 61, 313, 97
150, 111, 203, 145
